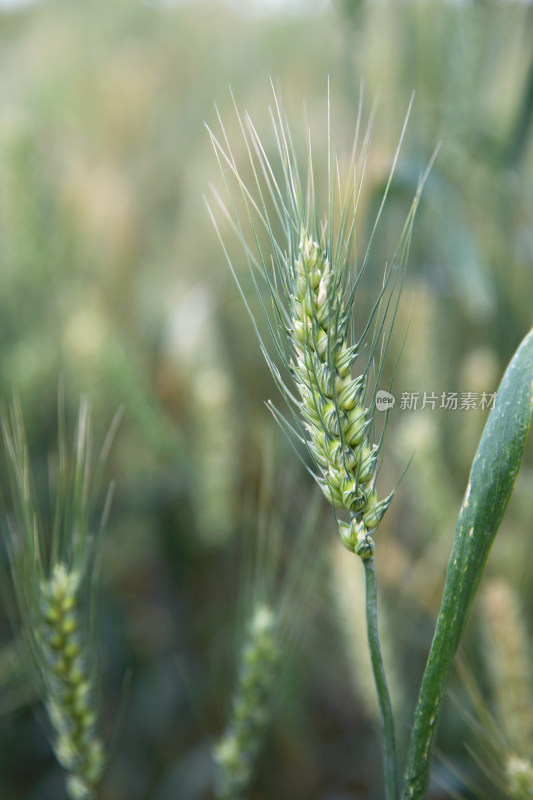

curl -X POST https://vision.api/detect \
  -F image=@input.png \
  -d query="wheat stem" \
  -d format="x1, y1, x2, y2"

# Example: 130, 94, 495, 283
363, 556, 398, 800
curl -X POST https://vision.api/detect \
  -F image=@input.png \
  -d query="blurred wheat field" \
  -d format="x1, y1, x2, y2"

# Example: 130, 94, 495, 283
0, 1, 532, 798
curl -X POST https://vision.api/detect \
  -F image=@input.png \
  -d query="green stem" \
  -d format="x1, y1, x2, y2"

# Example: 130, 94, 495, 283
363, 556, 399, 800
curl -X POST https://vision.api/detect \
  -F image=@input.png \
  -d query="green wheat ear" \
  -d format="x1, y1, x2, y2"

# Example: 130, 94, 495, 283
207, 85, 432, 559
1, 397, 120, 800
289, 233, 393, 557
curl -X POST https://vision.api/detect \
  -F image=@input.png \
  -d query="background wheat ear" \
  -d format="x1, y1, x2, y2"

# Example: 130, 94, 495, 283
213, 447, 327, 800
214, 601, 279, 800
1, 396, 120, 800
457, 579, 533, 799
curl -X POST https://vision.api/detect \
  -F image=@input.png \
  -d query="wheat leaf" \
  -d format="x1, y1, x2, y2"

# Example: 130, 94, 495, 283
402, 328, 533, 800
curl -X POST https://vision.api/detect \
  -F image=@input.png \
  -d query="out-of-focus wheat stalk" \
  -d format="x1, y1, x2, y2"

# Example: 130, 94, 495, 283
481, 579, 533, 799
482, 578, 533, 753
213, 456, 325, 800
214, 602, 279, 800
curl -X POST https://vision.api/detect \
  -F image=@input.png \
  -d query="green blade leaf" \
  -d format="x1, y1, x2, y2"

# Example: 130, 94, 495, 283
402, 328, 533, 800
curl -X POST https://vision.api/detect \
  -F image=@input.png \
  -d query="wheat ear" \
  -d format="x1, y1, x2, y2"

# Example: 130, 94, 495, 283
1, 397, 118, 799
289, 233, 393, 557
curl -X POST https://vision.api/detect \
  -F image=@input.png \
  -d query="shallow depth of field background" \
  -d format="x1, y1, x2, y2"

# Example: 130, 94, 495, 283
0, 1, 532, 798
